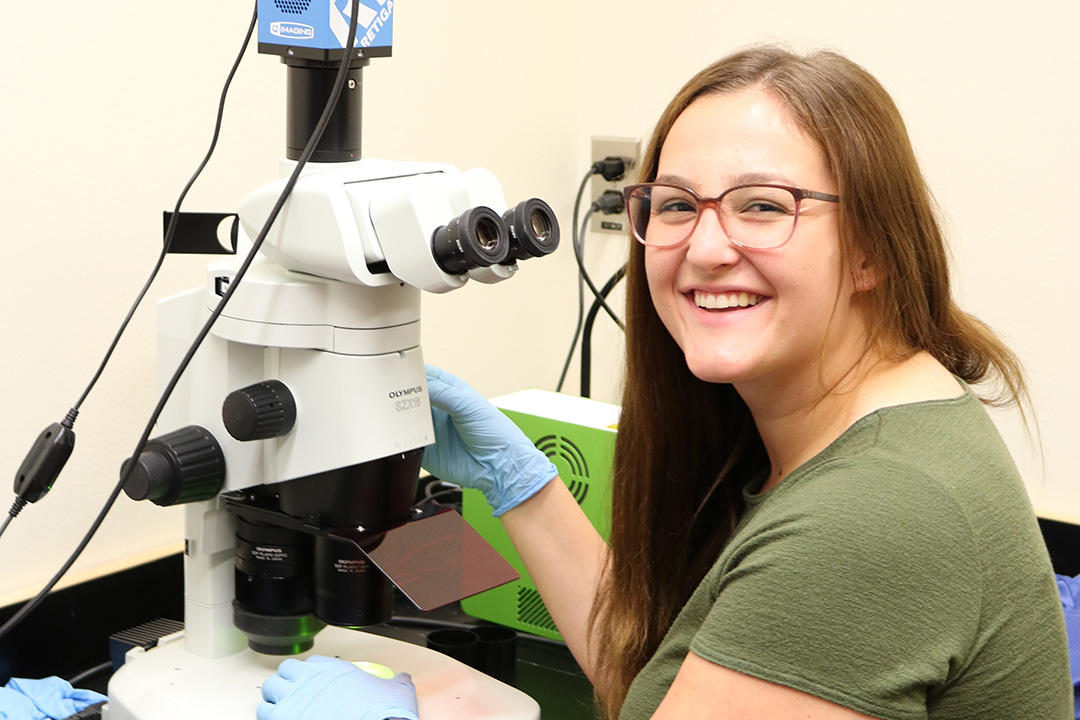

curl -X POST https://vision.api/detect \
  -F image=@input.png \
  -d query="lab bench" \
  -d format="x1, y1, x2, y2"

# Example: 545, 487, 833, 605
0, 552, 598, 719
4, 514, 1078, 719
366, 596, 597, 719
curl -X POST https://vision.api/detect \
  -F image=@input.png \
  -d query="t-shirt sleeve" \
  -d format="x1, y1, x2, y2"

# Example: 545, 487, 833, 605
690, 460, 982, 720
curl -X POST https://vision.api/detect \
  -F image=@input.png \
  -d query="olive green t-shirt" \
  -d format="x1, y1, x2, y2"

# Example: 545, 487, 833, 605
621, 388, 1071, 719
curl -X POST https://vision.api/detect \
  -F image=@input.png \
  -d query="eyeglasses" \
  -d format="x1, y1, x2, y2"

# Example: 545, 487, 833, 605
623, 183, 840, 250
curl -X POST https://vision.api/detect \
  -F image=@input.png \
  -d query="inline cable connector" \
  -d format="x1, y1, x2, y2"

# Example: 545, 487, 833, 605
12, 409, 78, 507
1, 409, 79, 541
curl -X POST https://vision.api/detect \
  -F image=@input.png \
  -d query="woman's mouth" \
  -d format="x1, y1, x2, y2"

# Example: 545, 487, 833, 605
692, 290, 764, 311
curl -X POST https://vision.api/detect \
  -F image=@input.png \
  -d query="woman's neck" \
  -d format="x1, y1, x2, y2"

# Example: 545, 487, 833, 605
743, 348, 963, 493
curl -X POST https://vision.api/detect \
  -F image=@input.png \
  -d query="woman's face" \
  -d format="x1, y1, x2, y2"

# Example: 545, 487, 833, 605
645, 88, 862, 393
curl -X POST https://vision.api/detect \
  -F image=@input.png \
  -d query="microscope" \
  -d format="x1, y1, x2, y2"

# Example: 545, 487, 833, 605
104, 2, 557, 718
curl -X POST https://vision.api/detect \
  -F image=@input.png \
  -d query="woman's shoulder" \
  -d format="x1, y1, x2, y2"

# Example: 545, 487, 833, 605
735, 451, 981, 569
731, 390, 1044, 594
791, 368, 1013, 503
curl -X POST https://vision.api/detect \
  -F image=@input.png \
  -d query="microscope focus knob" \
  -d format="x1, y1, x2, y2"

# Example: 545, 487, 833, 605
122, 425, 226, 507
223, 380, 297, 442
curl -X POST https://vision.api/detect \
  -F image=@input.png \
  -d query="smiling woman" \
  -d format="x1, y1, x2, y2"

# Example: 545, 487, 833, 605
588, 46, 1072, 719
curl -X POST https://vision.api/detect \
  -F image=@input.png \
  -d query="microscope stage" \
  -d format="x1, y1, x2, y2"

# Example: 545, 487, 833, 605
105, 625, 540, 720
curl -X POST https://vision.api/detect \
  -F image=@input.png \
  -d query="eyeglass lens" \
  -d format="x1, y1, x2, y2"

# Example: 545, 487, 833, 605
627, 185, 801, 249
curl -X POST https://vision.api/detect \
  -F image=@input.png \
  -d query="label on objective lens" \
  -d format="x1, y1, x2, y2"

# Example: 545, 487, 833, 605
353, 661, 396, 679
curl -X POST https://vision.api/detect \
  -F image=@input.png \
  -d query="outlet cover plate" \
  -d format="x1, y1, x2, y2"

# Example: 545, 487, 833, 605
590, 136, 641, 235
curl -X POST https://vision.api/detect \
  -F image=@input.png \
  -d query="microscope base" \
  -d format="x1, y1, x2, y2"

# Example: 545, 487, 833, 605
104, 625, 540, 720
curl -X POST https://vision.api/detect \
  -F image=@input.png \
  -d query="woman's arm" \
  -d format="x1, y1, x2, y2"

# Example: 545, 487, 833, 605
421, 366, 609, 677
652, 653, 878, 720
498, 478, 608, 679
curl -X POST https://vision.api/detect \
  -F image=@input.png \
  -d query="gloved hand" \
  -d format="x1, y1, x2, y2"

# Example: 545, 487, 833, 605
2, 676, 106, 720
423, 364, 558, 516
0, 684, 41, 720
257, 655, 418, 720
1057, 575, 1080, 685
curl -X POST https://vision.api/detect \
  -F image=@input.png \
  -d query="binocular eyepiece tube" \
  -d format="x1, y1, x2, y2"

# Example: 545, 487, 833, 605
431, 198, 560, 275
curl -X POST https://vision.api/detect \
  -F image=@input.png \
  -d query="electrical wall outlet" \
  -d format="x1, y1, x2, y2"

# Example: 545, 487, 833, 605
590, 136, 642, 235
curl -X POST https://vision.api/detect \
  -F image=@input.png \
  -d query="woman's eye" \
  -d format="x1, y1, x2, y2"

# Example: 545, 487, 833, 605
736, 199, 792, 217
725, 187, 797, 217
657, 199, 697, 214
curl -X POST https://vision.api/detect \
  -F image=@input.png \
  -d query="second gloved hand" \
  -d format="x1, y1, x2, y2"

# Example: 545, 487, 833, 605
423, 365, 558, 516
257, 655, 418, 720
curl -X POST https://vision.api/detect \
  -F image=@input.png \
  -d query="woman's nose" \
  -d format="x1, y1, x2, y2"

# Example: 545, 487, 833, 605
684, 205, 742, 268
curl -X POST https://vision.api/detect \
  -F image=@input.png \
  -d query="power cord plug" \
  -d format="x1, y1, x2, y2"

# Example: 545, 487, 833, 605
590, 156, 631, 182
592, 189, 625, 215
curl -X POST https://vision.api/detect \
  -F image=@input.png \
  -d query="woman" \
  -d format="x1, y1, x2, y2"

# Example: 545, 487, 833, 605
257, 46, 1071, 720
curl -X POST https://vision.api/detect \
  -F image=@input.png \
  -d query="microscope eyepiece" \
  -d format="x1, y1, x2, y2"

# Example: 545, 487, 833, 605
531, 208, 554, 242
502, 198, 560, 263
431, 206, 510, 274
475, 214, 503, 252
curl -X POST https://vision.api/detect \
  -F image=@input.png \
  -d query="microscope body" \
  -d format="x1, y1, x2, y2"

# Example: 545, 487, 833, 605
106, 159, 551, 720
143, 158, 534, 658
108, 6, 552, 716
158, 269, 433, 661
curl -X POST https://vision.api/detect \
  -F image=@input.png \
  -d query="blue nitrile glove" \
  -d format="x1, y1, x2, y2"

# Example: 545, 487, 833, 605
2, 676, 106, 720
1056, 574, 1080, 718
0, 684, 41, 720
423, 364, 558, 517
257, 655, 418, 720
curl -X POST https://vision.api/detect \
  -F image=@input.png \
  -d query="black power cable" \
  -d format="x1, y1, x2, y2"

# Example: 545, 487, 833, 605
0, 511, 16, 542
555, 160, 629, 393
580, 264, 626, 399
1, 3, 260, 540
0, 0, 365, 642
573, 195, 624, 329
556, 189, 627, 393
555, 169, 596, 393
67, 660, 113, 687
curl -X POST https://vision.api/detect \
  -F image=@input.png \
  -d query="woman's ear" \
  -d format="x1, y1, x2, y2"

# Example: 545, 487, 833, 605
851, 248, 882, 293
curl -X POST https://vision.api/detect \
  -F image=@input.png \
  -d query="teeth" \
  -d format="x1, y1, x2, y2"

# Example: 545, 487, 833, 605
693, 291, 762, 309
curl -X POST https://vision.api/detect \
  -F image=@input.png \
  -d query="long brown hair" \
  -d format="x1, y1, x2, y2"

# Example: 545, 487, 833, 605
590, 45, 1029, 717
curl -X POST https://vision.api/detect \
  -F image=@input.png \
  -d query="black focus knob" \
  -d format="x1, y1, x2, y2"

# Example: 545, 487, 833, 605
122, 425, 226, 507
222, 380, 297, 442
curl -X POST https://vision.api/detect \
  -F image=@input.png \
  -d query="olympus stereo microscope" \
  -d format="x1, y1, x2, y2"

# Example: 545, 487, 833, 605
104, 2, 558, 718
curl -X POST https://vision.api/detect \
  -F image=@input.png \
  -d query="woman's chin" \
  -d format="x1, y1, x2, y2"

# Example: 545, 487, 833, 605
682, 352, 755, 386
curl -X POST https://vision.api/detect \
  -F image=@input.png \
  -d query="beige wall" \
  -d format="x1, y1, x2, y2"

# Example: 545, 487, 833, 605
1, 0, 1077, 601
